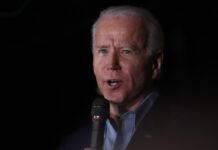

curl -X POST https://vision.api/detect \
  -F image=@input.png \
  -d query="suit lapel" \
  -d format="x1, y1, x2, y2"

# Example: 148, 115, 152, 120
126, 96, 173, 150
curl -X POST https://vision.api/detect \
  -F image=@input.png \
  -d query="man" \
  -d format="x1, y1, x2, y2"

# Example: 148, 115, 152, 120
59, 5, 216, 150
91, 5, 163, 150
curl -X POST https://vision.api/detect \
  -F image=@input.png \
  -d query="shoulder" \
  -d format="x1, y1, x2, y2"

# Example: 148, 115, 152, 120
59, 123, 92, 150
156, 94, 218, 150
129, 95, 218, 150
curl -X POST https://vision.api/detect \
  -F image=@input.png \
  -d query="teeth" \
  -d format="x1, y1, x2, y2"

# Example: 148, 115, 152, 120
109, 80, 118, 86
110, 82, 117, 86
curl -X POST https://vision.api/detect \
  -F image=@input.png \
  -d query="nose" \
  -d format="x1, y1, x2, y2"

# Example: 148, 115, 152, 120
106, 52, 121, 71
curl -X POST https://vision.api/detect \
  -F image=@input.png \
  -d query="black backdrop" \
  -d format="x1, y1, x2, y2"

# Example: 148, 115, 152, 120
1, 0, 217, 150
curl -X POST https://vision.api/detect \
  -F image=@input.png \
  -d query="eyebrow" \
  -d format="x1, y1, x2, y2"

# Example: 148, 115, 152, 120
95, 42, 141, 51
120, 43, 140, 51
120, 45, 134, 49
95, 45, 110, 49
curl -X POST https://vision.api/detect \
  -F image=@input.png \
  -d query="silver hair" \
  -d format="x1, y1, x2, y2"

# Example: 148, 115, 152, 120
91, 5, 164, 56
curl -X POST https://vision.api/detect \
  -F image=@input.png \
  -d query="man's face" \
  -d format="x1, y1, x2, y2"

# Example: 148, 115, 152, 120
93, 16, 154, 107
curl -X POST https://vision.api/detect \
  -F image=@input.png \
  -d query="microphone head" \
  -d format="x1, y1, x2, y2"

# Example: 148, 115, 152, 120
91, 98, 109, 120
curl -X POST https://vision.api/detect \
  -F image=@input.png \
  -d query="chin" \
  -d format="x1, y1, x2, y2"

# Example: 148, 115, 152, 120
103, 92, 125, 105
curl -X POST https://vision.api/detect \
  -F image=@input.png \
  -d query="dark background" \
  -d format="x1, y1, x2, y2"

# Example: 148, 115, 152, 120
1, 0, 217, 150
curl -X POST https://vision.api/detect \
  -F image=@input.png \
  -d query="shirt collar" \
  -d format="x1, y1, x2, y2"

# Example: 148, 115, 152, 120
106, 91, 159, 130
121, 91, 159, 128
103, 91, 159, 150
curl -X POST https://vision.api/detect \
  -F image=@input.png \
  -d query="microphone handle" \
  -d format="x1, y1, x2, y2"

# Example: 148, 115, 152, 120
90, 119, 106, 149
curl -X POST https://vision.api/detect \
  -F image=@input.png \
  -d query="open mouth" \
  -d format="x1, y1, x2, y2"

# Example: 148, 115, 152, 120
108, 80, 118, 86
107, 79, 122, 88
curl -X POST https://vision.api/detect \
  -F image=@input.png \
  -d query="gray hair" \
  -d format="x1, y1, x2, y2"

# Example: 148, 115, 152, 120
92, 5, 164, 56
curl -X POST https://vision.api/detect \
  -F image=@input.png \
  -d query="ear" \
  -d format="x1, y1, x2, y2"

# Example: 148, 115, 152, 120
152, 49, 163, 79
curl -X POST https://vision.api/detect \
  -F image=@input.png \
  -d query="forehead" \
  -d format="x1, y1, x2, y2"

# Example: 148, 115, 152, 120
95, 16, 147, 43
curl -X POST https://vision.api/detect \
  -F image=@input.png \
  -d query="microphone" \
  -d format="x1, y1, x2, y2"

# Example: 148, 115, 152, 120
90, 98, 109, 149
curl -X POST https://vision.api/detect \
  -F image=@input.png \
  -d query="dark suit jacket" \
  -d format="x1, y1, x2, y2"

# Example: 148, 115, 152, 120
59, 95, 218, 150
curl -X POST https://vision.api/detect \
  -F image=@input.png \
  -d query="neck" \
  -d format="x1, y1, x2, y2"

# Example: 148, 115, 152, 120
109, 90, 151, 127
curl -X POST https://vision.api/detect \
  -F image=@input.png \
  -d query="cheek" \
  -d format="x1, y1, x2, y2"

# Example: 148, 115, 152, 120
93, 58, 101, 76
93, 60, 104, 86
122, 63, 140, 85
125, 61, 150, 87
130, 69, 145, 87
93, 66, 100, 82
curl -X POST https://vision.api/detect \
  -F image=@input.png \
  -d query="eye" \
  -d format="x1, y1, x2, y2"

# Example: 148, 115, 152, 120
121, 49, 131, 54
99, 49, 107, 54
